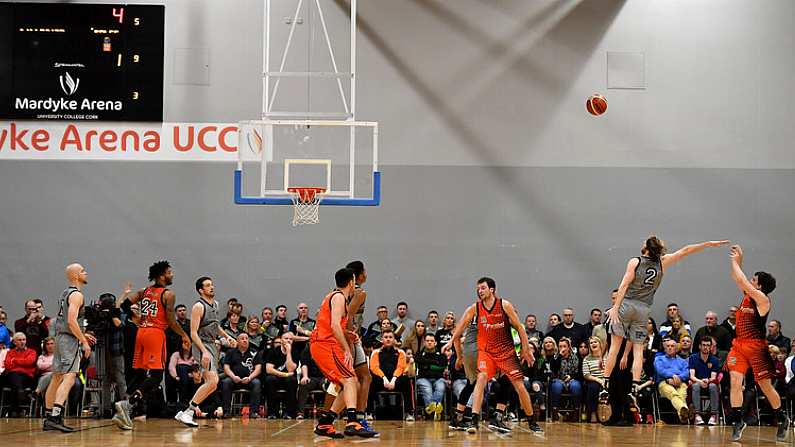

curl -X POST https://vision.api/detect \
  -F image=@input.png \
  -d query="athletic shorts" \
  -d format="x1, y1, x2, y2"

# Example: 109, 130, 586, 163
132, 327, 167, 370
726, 339, 775, 381
610, 299, 650, 344
192, 338, 220, 373
478, 350, 523, 382
353, 341, 367, 368
52, 333, 81, 374
311, 341, 355, 385
461, 346, 479, 382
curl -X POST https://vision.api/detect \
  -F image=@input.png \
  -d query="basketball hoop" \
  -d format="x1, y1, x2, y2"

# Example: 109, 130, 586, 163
287, 187, 326, 226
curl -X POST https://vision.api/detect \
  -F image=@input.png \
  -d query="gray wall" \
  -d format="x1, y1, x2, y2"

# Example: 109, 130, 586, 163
1, 1, 793, 331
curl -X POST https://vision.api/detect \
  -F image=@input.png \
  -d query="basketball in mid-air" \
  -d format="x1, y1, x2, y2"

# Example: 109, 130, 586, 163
586, 94, 608, 116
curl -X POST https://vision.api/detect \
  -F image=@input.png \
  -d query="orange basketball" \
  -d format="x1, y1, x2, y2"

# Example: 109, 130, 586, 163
586, 94, 608, 116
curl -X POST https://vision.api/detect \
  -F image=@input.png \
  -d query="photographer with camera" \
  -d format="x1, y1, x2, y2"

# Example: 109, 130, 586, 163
16, 299, 50, 355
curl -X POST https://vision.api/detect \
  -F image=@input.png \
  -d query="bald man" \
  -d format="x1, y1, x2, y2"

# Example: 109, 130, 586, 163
44, 263, 95, 432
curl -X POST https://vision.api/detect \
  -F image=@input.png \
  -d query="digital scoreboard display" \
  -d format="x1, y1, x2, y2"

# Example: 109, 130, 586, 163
0, 3, 165, 122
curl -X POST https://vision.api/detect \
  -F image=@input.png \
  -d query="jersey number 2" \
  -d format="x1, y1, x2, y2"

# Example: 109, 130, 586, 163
643, 268, 658, 286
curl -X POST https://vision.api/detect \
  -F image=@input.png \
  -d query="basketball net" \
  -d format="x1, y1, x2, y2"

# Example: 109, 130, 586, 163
288, 187, 325, 226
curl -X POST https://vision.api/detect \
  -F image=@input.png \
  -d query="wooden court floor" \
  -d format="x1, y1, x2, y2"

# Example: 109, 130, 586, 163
0, 418, 789, 446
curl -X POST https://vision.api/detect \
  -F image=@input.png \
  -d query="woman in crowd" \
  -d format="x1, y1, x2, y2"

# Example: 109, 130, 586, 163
434, 312, 456, 347
244, 316, 263, 349
34, 337, 56, 396
522, 339, 547, 412
646, 317, 661, 353
168, 339, 195, 405
549, 337, 582, 421
547, 313, 561, 334
582, 336, 607, 423
402, 320, 427, 355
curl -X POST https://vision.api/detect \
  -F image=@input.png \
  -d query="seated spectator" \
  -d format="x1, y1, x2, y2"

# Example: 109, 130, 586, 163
168, 339, 195, 405
635, 349, 657, 424
582, 336, 607, 423
688, 336, 720, 425
402, 320, 427, 355
415, 333, 447, 420
721, 305, 737, 339
546, 313, 561, 334
646, 317, 662, 353
289, 303, 315, 358
693, 311, 732, 352
221, 309, 244, 342
244, 316, 263, 350
667, 316, 690, 344
222, 333, 261, 418
659, 303, 692, 339
369, 319, 400, 350
541, 336, 558, 365
549, 337, 582, 421
296, 343, 325, 420
273, 305, 290, 335
259, 307, 281, 349
0, 310, 10, 349
434, 312, 455, 347
425, 310, 440, 335
221, 298, 239, 326
678, 335, 693, 359
2, 332, 37, 416
524, 314, 544, 342
771, 345, 787, 396
183, 364, 223, 418
447, 348, 467, 401
364, 306, 392, 348
655, 338, 691, 423
521, 339, 546, 412
34, 337, 55, 396
593, 290, 618, 346
582, 308, 603, 341
263, 332, 298, 419
0, 342, 6, 373
404, 349, 416, 378
15, 299, 50, 355
548, 308, 586, 347
767, 320, 791, 352
785, 340, 794, 402
369, 329, 414, 420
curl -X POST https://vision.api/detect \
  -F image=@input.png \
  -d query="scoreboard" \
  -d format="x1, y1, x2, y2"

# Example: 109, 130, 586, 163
0, 3, 165, 122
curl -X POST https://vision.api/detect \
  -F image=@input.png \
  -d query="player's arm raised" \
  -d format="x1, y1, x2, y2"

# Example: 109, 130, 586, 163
661, 240, 730, 270
607, 257, 640, 323
729, 245, 770, 314
503, 299, 533, 365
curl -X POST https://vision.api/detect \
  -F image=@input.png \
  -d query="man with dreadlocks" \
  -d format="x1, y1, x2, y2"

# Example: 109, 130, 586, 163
112, 260, 190, 430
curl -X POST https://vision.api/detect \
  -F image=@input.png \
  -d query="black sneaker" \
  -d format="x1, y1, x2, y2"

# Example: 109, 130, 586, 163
776, 413, 790, 442
345, 421, 378, 438
488, 413, 512, 434
448, 412, 462, 430
43, 417, 77, 433
731, 420, 747, 442
315, 423, 345, 439
528, 420, 544, 434
466, 414, 480, 434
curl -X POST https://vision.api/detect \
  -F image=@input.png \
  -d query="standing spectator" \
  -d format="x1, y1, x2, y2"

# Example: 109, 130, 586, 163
273, 305, 290, 335
3, 332, 37, 416
434, 312, 455, 347
655, 338, 691, 423
688, 337, 720, 425
693, 311, 732, 352
296, 343, 325, 420
244, 316, 263, 349
0, 310, 11, 349
767, 320, 791, 351
263, 333, 298, 419
368, 329, 414, 420
549, 337, 582, 421
549, 308, 586, 347
168, 339, 195, 405
393, 302, 414, 340
524, 314, 544, 342
582, 336, 607, 423
15, 299, 50, 355
659, 303, 692, 339
678, 335, 693, 359
582, 309, 603, 340
221, 333, 262, 418
415, 333, 447, 420
402, 320, 427, 355
546, 313, 561, 334
646, 318, 662, 353
721, 305, 738, 339
98, 292, 127, 417
425, 311, 440, 335
289, 302, 315, 357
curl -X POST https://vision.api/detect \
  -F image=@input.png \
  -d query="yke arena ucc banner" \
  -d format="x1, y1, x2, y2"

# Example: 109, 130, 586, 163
0, 121, 264, 161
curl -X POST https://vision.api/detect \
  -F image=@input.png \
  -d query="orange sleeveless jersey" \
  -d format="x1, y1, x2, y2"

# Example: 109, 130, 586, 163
735, 294, 767, 341
476, 297, 515, 354
311, 289, 348, 344
139, 286, 170, 331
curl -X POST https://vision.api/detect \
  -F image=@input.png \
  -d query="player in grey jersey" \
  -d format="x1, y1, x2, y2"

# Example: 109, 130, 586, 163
175, 276, 235, 427
603, 236, 728, 402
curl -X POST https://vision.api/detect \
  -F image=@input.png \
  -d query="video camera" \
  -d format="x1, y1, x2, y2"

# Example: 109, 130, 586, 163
84, 293, 120, 336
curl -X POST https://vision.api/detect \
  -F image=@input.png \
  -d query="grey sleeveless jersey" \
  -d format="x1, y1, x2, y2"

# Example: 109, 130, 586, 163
462, 316, 478, 350
53, 287, 84, 336
624, 256, 663, 306
350, 286, 365, 332
196, 298, 220, 342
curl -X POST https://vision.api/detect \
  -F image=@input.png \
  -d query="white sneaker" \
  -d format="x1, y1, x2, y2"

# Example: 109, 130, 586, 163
707, 416, 717, 426
405, 414, 415, 422
175, 409, 199, 427
695, 414, 704, 425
